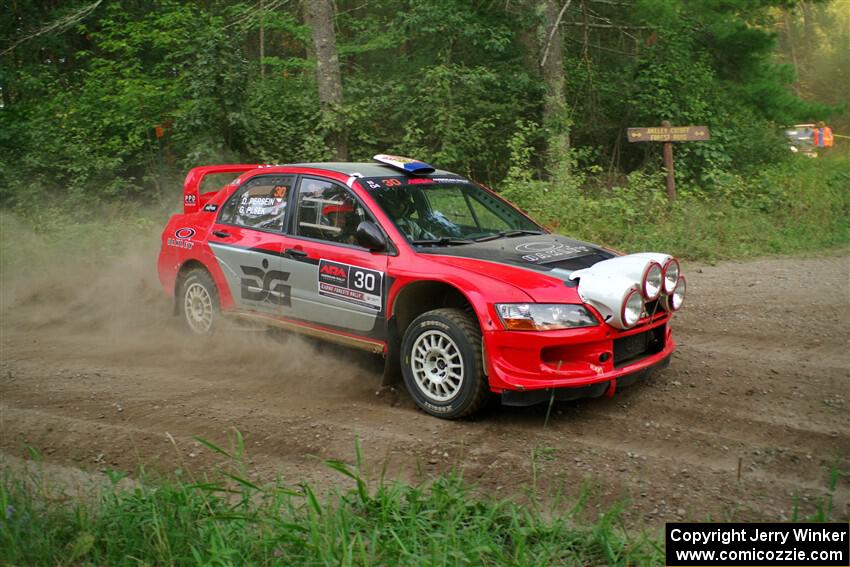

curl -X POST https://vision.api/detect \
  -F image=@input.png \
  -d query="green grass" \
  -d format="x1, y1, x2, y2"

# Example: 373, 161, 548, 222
3, 437, 847, 566
0, 439, 664, 567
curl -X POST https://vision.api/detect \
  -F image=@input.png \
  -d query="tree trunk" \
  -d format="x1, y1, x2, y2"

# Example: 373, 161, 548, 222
304, 0, 347, 160
539, 0, 571, 175
259, 0, 265, 79
780, 8, 801, 96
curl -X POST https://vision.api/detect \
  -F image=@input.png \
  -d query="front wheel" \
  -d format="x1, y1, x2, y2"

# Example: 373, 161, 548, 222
179, 269, 219, 335
400, 308, 489, 419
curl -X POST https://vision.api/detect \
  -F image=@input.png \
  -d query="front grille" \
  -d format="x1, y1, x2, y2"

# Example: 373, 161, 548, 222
644, 299, 662, 316
613, 326, 665, 368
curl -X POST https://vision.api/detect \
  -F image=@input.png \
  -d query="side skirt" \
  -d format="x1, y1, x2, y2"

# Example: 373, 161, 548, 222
227, 311, 386, 355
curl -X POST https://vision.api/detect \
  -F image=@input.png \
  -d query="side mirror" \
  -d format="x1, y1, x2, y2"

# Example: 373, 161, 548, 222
355, 221, 387, 251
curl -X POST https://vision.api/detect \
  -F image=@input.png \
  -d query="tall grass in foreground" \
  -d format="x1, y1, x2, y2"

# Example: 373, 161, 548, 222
2, 438, 847, 566
0, 440, 663, 566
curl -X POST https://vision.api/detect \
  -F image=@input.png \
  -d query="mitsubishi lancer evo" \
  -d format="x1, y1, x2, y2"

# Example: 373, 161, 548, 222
157, 155, 685, 418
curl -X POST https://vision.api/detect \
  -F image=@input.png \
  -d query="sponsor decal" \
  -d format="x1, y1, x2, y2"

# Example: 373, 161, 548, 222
238, 194, 286, 216
515, 241, 590, 263
362, 176, 470, 190
167, 227, 196, 249
203, 203, 219, 212
184, 194, 197, 204
318, 259, 383, 311
240, 265, 291, 306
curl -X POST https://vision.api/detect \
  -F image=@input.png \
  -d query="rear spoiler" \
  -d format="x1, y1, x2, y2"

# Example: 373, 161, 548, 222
183, 164, 260, 213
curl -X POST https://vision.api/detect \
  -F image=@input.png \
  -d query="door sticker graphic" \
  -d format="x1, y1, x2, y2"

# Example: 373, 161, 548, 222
239, 265, 291, 306
318, 259, 383, 311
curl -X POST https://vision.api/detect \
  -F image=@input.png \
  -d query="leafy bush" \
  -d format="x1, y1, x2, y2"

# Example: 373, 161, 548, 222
503, 154, 850, 261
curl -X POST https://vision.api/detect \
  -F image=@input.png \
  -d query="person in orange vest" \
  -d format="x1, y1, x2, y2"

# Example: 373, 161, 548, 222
813, 121, 834, 148
821, 121, 834, 147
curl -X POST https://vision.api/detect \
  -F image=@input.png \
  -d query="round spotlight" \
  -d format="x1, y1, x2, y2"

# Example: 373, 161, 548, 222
663, 258, 680, 294
643, 262, 663, 300
668, 275, 687, 311
621, 288, 644, 327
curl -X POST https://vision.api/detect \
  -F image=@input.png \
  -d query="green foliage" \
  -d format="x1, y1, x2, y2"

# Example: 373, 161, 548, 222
0, 0, 846, 216
0, 445, 664, 566
504, 154, 850, 262
3, 440, 846, 565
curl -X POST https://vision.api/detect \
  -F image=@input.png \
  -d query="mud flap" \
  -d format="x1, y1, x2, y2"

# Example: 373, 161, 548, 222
605, 379, 617, 398
380, 316, 402, 387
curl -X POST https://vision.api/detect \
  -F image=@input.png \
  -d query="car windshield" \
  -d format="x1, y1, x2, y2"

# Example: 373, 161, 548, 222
365, 177, 544, 245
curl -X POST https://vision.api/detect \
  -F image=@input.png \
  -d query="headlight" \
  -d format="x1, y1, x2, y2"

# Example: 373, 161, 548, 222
643, 261, 663, 300
667, 275, 686, 311
662, 258, 680, 294
496, 303, 598, 331
621, 289, 644, 327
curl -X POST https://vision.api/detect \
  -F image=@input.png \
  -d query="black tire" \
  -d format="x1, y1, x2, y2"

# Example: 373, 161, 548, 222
400, 308, 489, 419
178, 269, 220, 335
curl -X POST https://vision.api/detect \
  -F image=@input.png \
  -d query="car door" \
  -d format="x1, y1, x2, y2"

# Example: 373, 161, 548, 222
208, 174, 296, 315
282, 176, 390, 339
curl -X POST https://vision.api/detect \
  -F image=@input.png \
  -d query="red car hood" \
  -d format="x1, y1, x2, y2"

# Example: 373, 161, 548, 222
417, 234, 615, 304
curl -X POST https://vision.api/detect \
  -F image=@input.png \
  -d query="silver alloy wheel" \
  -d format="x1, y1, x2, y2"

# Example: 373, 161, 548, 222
184, 282, 213, 334
411, 329, 464, 402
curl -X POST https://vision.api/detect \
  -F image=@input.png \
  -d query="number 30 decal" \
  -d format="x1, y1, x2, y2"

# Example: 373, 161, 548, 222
318, 259, 383, 311
353, 270, 376, 292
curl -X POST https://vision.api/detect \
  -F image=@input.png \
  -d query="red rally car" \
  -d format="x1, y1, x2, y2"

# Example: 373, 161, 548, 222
157, 155, 686, 419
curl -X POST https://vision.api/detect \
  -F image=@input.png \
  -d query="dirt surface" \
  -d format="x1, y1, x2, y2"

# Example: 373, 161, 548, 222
1, 237, 848, 526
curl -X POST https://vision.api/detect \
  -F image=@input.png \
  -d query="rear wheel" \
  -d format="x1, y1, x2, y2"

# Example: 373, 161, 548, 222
179, 269, 219, 335
401, 308, 489, 419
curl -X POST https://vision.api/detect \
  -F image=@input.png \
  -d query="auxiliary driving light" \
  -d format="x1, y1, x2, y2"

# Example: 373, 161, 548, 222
667, 275, 686, 311
622, 288, 644, 327
663, 258, 680, 294
643, 261, 663, 300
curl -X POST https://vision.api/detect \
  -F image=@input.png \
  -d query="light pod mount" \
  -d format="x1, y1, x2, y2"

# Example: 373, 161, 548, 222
570, 252, 685, 328
667, 275, 686, 311
568, 269, 643, 329
575, 255, 663, 301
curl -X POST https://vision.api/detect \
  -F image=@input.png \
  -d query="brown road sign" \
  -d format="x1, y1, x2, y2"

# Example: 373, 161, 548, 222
625, 121, 712, 201
627, 126, 710, 142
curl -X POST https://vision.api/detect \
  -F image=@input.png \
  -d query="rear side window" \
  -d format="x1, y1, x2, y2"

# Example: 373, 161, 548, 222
294, 178, 372, 245
219, 175, 294, 231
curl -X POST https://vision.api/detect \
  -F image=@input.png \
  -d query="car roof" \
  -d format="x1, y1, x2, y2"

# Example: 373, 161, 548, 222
286, 162, 456, 178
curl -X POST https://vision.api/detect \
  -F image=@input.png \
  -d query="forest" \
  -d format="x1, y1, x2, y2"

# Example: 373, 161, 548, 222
1, 0, 848, 257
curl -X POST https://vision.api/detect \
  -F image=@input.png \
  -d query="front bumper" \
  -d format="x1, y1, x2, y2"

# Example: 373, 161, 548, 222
500, 354, 670, 406
483, 313, 675, 394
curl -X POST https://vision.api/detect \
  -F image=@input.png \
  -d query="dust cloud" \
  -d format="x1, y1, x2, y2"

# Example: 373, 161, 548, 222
0, 213, 381, 393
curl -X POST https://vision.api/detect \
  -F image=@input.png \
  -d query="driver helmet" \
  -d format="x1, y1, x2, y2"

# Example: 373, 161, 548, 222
382, 189, 414, 218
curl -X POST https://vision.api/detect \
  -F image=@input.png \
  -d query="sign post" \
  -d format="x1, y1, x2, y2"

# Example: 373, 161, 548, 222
627, 120, 710, 201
